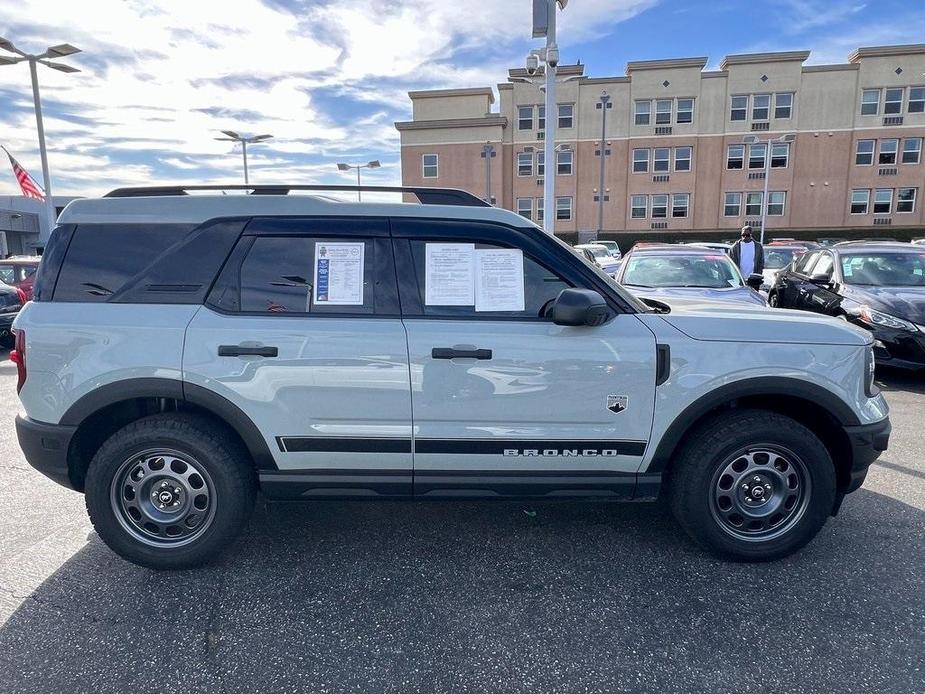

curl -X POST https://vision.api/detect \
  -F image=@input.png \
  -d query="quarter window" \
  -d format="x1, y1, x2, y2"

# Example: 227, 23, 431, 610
850, 189, 870, 214
770, 143, 790, 168
518, 106, 534, 130
631, 195, 647, 219
752, 94, 771, 121
873, 189, 893, 214
879, 139, 898, 165
516, 198, 533, 220
656, 99, 672, 125
774, 93, 793, 119
745, 192, 763, 216
557, 104, 574, 128
730, 95, 748, 121
861, 89, 880, 115
517, 152, 533, 177
748, 144, 767, 169
855, 139, 875, 166
676, 98, 694, 124
897, 188, 917, 213
767, 191, 786, 216
556, 197, 572, 221
651, 194, 668, 219
724, 192, 742, 217
902, 138, 922, 164
422, 154, 438, 178
632, 148, 649, 173
910, 87, 925, 113
884, 88, 904, 115
674, 146, 692, 172
726, 144, 745, 169
671, 193, 690, 218
653, 147, 670, 173
634, 100, 651, 126
556, 150, 573, 176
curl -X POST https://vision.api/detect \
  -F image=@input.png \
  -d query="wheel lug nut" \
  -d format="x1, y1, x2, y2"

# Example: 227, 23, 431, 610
741, 484, 749, 490
753, 476, 761, 482
174, 488, 180, 494
159, 504, 165, 509
161, 481, 168, 488
765, 484, 772, 490
746, 497, 753, 503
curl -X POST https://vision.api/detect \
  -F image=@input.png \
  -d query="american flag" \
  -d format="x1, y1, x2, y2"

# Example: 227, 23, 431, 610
2, 147, 45, 201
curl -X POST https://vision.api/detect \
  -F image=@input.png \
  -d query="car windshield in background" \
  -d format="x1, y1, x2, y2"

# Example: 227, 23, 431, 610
0, 268, 14, 285
765, 248, 803, 270
622, 254, 743, 288
840, 253, 925, 286
585, 247, 609, 260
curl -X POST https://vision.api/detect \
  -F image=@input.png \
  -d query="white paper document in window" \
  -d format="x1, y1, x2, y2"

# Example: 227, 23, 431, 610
475, 248, 525, 312
425, 243, 475, 305
313, 242, 364, 305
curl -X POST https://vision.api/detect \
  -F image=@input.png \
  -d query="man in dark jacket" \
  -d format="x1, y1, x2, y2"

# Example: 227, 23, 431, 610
729, 225, 764, 277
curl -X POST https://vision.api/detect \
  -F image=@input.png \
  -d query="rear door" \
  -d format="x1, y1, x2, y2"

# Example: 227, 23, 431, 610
184, 217, 413, 497
393, 219, 657, 499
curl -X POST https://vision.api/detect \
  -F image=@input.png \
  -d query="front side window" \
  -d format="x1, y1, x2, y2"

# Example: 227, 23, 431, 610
724, 192, 742, 217
767, 191, 786, 216
676, 98, 694, 124
897, 187, 917, 213
653, 147, 670, 173
651, 194, 668, 219
556, 150, 573, 176
727, 144, 745, 169
855, 139, 875, 165
674, 146, 692, 172
557, 103, 573, 128
556, 197, 572, 221
631, 194, 647, 219
771, 143, 790, 168
634, 100, 651, 126
633, 148, 649, 173
422, 154, 438, 178
884, 88, 904, 115
517, 152, 533, 177
730, 95, 748, 121
879, 139, 898, 165
745, 192, 763, 216
861, 89, 880, 115
752, 94, 771, 121
671, 193, 690, 218
902, 138, 922, 164
910, 87, 925, 113
748, 143, 767, 169
656, 99, 672, 125
873, 188, 893, 214
518, 106, 534, 130
774, 93, 793, 119
850, 189, 870, 214
516, 198, 533, 220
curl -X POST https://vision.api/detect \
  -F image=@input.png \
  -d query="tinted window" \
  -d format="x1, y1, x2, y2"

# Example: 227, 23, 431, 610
794, 251, 819, 274
54, 224, 194, 301
809, 253, 834, 278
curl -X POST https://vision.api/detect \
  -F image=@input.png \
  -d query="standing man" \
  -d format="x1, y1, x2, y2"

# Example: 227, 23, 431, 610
729, 224, 764, 278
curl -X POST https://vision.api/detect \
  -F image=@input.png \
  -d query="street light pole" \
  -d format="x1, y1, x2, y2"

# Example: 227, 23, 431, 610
543, 0, 557, 236
596, 93, 610, 236
215, 131, 273, 186
743, 133, 795, 244
27, 58, 56, 237
336, 161, 382, 201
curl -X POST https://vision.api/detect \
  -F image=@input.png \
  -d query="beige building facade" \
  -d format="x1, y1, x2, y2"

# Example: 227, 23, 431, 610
396, 45, 925, 242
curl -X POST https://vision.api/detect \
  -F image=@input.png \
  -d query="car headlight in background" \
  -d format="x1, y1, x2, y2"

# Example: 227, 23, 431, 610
856, 305, 919, 333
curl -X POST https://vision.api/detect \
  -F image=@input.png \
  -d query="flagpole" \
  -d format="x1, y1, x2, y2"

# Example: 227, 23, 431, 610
28, 57, 56, 242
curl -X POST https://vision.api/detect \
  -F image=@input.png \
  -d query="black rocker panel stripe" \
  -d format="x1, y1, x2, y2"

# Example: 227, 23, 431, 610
276, 437, 647, 457
277, 437, 412, 453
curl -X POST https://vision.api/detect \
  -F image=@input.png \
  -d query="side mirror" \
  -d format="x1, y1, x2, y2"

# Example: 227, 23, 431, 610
746, 273, 764, 290
809, 272, 833, 285
551, 288, 609, 327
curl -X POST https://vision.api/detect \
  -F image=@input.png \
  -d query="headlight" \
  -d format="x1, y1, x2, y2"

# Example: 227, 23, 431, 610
864, 345, 878, 398
857, 305, 919, 332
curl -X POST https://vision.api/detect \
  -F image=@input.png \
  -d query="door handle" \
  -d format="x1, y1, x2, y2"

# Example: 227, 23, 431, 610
218, 345, 279, 358
432, 347, 492, 360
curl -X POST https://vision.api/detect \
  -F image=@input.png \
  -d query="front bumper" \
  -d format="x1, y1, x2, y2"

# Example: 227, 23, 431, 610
851, 319, 925, 370
15, 415, 78, 491
842, 417, 891, 494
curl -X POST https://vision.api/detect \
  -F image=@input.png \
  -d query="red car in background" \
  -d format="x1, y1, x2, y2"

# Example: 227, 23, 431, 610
0, 257, 40, 301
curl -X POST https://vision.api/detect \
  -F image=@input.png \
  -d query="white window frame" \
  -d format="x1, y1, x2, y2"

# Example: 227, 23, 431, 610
884, 88, 904, 115
730, 95, 748, 121
653, 147, 670, 173
850, 189, 870, 215
632, 148, 649, 173
556, 149, 573, 176
910, 87, 925, 114
726, 144, 745, 170
724, 192, 742, 217
671, 193, 690, 218
896, 187, 917, 213
651, 194, 669, 219
855, 139, 875, 166
517, 106, 534, 130
516, 197, 533, 220
767, 191, 786, 216
745, 191, 763, 217
655, 99, 672, 125
631, 194, 648, 219
557, 103, 574, 129
770, 143, 790, 169
752, 94, 771, 121
422, 153, 438, 178
861, 89, 880, 116
774, 93, 793, 119
676, 98, 694, 124
748, 143, 767, 169
879, 139, 899, 165
901, 138, 922, 165
517, 151, 534, 177
873, 188, 893, 214
555, 196, 572, 221
634, 100, 651, 126
674, 146, 692, 172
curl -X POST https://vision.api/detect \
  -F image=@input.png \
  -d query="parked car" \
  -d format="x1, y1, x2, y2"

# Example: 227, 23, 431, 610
617, 244, 766, 307
768, 242, 925, 369
13, 184, 889, 569
818, 237, 848, 247
574, 243, 620, 276
911, 239, 925, 246
768, 240, 821, 250
0, 256, 40, 301
683, 242, 732, 254
0, 280, 25, 347
591, 239, 622, 260
760, 244, 811, 293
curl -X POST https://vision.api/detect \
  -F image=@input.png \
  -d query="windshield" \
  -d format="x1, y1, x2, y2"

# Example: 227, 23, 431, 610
840, 253, 925, 286
0, 267, 14, 285
583, 246, 610, 260
622, 254, 744, 289
765, 248, 803, 270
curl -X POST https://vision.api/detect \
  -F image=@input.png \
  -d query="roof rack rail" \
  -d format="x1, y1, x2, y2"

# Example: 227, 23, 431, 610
103, 184, 490, 207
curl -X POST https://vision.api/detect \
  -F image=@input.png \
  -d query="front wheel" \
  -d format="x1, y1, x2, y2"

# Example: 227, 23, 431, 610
668, 410, 836, 561
85, 414, 257, 570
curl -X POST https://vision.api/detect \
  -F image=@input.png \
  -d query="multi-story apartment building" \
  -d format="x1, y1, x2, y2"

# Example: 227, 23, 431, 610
396, 44, 925, 241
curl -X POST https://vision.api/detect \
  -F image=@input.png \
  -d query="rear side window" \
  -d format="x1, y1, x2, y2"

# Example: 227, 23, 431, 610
53, 224, 194, 301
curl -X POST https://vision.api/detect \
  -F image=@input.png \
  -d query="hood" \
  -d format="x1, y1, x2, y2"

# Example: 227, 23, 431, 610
842, 285, 925, 325
633, 285, 766, 307
655, 300, 871, 346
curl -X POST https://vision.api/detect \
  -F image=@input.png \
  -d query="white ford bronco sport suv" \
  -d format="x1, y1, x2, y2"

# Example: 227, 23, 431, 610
13, 185, 890, 569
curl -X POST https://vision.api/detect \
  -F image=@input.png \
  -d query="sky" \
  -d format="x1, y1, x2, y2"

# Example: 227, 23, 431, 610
0, 0, 924, 198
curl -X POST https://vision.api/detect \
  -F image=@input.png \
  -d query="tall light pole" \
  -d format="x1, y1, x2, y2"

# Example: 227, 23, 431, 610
743, 133, 795, 244
214, 131, 273, 185
596, 93, 611, 236
480, 143, 496, 204
336, 160, 381, 201
0, 37, 81, 242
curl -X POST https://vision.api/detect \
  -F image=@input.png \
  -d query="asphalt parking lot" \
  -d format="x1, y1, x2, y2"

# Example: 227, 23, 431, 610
0, 351, 922, 694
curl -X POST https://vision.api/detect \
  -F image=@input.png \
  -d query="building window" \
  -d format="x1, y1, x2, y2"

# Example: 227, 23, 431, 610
752, 94, 771, 121
873, 188, 893, 214
855, 139, 875, 166
516, 198, 533, 220
730, 95, 748, 121
631, 195, 647, 219
671, 193, 690, 218
632, 148, 649, 173
676, 98, 694, 124
536, 197, 544, 222
517, 152, 533, 177
902, 138, 922, 164
651, 194, 668, 219
536, 152, 545, 177
884, 88, 904, 115
556, 150, 573, 176
748, 143, 767, 169
726, 144, 745, 169
770, 143, 790, 168
656, 99, 672, 125
537, 106, 546, 131
422, 153, 438, 178
634, 100, 651, 126
518, 106, 533, 130
861, 89, 880, 115
724, 192, 742, 217
767, 191, 786, 216
674, 146, 692, 172
745, 192, 763, 216
774, 93, 793, 119
653, 147, 670, 173
897, 188, 917, 213
879, 139, 898, 165
910, 87, 925, 114
850, 189, 870, 214
555, 197, 572, 221
557, 104, 573, 128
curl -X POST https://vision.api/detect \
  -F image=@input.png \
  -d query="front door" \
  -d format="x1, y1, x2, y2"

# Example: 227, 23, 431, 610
392, 219, 657, 498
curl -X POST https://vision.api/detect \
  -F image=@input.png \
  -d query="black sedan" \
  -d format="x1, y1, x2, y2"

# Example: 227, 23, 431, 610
0, 281, 24, 347
768, 242, 925, 370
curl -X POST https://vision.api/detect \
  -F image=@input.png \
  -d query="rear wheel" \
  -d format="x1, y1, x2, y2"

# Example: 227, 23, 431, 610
768, 292, 780, 308
668, 410, 835, 561
85, 414, 256, 570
